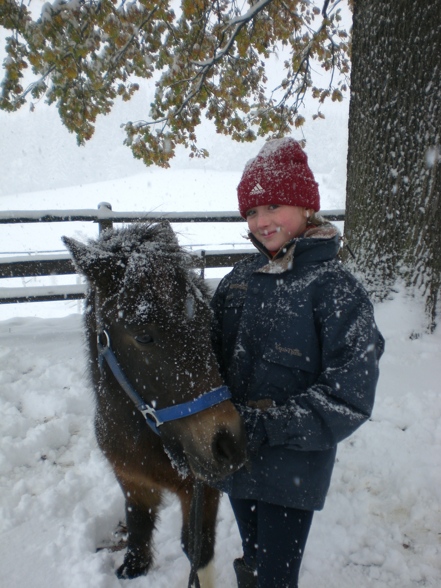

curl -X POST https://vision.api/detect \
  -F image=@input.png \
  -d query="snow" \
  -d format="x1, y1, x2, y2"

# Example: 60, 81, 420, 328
1, 290, 439, 587
1, 63, 440, 588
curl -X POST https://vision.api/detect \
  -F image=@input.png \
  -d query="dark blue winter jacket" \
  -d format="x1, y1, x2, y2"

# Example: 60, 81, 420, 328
211, 225, 384, 510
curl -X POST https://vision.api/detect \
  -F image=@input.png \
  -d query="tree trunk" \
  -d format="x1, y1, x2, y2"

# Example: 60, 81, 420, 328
344, 0, 441, 330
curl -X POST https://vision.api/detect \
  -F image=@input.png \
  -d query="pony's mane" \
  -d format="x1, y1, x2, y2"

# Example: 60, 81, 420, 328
97, 221, 180, 256
93, 222, 211, 311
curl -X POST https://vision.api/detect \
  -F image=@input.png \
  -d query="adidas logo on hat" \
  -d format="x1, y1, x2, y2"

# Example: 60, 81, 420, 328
250, 183, 265, 195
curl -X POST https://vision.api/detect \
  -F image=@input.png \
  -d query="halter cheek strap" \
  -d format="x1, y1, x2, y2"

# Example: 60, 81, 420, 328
97, 330, 231, 436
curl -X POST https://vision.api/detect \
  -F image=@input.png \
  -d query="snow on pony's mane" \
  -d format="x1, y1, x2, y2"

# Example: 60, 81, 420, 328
94, 221, 181, 257
87, 221, 212, 323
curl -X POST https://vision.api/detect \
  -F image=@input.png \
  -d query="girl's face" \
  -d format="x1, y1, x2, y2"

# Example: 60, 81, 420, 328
246, 204, 309, 251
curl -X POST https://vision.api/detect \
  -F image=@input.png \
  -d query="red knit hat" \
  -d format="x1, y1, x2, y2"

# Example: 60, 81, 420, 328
237, 138, 320, 218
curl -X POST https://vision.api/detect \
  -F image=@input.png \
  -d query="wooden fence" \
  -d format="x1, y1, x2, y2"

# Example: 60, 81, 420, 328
0, 203, 345, 304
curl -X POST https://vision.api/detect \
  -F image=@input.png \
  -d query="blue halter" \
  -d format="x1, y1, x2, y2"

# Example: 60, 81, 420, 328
97, 330, 231, 436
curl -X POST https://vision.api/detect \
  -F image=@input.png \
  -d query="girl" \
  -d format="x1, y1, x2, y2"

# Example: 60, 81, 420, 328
210, 138, 384, 587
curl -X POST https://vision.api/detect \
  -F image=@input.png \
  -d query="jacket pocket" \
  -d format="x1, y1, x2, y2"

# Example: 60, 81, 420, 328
263, 341, 318, 374
256, 327, 320, 402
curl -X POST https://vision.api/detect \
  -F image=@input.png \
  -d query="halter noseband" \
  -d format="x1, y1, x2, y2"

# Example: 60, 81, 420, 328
97, 330, 231, 436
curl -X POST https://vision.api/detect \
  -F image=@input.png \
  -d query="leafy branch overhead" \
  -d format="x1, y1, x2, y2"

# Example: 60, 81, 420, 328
0, 0, 351, 166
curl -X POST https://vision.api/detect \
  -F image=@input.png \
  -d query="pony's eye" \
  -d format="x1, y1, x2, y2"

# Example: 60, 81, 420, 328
135, 333, 154, 345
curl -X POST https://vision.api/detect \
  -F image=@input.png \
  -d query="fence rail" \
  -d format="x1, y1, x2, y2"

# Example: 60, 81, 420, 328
0, 208, 346, 224
1, 204, 345, 304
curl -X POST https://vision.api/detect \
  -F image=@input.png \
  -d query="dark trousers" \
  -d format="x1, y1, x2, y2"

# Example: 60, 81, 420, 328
229, 497, 314, 588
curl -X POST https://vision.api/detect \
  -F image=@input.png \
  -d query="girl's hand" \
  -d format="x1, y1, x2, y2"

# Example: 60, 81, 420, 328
247, 399, 275, 411
236, 403, 269, 455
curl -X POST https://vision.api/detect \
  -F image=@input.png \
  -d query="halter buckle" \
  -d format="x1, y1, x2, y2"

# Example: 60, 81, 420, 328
97, 329, 110, 350
140, 404, 164, 429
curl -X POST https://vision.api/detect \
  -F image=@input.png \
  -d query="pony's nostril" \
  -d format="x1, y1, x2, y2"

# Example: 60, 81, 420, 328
212, 429, 242, 465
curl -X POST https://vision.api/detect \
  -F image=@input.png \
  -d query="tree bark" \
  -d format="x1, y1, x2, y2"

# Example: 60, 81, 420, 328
344, 0, 441, 329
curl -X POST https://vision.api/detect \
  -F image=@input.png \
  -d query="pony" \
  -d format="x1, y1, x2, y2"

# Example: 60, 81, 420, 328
63, 222, 247, 585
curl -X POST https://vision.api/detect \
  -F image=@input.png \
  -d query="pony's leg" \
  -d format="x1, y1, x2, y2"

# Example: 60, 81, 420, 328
179, 483, 220, 588
116, 480, 162, 579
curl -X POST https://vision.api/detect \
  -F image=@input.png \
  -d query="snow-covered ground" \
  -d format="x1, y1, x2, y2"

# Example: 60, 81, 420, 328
1, 46, 440, 587
1, 288, 440, 588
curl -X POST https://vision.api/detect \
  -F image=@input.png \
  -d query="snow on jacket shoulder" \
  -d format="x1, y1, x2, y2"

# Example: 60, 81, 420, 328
210, 226, 385, 510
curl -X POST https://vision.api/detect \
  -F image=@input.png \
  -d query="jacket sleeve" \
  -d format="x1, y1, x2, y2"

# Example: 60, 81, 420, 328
263, 275, 385, 452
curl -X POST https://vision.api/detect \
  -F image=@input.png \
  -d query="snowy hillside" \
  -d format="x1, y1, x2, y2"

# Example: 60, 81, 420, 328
1, 23, 440, 587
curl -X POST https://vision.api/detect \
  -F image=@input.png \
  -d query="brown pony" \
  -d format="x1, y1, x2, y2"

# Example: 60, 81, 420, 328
63, 222, 246, 585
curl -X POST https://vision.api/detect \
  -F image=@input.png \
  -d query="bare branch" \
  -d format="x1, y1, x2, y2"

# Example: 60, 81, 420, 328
322, 0, 331, 18
191, 0, 274, 67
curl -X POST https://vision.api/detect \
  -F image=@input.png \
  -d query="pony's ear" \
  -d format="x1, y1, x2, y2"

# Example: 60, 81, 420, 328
62, 236, 122, 288
157, 220, 180, 245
